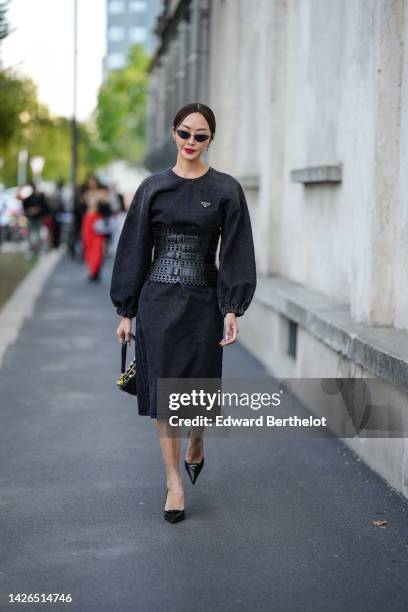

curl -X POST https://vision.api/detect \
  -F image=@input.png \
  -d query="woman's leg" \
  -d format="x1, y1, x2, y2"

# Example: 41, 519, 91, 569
185, 425, 205, 463
157, 419, 184, 511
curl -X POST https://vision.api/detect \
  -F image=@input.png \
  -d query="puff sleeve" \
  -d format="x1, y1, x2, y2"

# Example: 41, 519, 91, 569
217, 181, 257, 317
110, 180, 153, 318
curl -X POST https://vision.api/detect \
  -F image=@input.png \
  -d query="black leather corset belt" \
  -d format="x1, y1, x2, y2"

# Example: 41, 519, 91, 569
145, 225, 220, 286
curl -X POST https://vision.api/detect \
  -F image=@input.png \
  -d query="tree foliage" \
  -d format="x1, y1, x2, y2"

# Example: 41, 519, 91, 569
0, 70, 95, 186
0, 36, 151, 186
95, 44, 150, 162
0, 69, 37, 144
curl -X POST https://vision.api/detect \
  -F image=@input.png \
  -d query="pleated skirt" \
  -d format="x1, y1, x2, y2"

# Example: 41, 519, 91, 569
135, 279, 225, 418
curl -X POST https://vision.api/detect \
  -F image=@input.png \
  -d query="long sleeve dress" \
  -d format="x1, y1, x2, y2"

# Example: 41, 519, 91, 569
110, 166, 257, 419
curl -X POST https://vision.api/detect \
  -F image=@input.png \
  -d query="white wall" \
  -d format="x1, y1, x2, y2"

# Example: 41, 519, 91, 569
209, 0, 408, 330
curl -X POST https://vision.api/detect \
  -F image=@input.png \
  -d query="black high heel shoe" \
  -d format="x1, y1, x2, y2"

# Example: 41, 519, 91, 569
184, 457, 205, 484
164, 489, 185, 523
184, 431, 205, 485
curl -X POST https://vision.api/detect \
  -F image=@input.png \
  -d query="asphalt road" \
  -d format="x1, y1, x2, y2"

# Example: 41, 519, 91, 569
1, 253, 408, 612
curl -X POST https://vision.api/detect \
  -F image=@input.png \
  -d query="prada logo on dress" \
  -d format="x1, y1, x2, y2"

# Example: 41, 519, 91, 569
200, 201, 212, 208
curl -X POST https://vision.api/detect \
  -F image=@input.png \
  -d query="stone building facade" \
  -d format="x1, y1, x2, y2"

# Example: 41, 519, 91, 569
145, 0, 408, 498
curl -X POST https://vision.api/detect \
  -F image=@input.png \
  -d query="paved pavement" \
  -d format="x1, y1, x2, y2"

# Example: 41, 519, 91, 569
1, 252, 408, 612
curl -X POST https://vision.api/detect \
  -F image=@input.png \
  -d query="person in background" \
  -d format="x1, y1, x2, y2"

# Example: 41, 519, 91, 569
81, 177, 108, 282
48, 179, 66, 249
22, 182, 49, 259
110, 194, 128, 254
41, 201, 54, 252
70, 184, 88, 260
94, 200, 115, 256
109, 182, 125, 214
95, 184, 114, 257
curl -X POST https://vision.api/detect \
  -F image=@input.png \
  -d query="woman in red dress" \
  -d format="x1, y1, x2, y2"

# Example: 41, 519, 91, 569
81, 177, 107, 282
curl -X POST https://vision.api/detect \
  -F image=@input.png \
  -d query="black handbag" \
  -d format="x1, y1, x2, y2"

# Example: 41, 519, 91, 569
116, 333, 137, 395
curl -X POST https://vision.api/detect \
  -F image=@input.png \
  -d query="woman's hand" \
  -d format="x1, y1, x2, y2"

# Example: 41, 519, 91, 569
219, 313, 238, 346
116, 317, 133, 343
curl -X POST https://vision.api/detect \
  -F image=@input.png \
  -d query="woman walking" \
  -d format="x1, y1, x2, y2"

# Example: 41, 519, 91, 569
82, 177, 110, 282
110, 102, 257, 523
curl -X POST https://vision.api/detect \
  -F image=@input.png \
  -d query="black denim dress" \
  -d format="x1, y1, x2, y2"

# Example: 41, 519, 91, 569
110, 166, 257, 418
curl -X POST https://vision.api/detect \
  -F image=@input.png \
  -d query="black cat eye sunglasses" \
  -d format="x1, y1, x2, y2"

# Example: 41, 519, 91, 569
175, 129, 211, 143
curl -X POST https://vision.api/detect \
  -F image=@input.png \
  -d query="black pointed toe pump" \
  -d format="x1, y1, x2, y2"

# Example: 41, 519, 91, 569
184, 456, 205, 484
184, 430, 205, 485
164, 489, 185, 523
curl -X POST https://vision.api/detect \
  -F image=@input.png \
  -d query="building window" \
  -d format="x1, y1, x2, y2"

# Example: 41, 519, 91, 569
108, 1, 125, 14
106, 53, 126, 69
129, 26, 147, 43
108, 26, 125, 42
129, 0, 147, 11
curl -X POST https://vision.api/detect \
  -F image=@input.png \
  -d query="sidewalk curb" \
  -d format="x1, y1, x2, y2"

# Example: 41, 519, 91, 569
0, 246, 65, 368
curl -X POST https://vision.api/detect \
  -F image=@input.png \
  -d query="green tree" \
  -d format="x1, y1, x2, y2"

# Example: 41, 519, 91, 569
0, 18, 151, 186
95, 44, 150, 162
0, 71, 97, 186
0, 69, 37, 145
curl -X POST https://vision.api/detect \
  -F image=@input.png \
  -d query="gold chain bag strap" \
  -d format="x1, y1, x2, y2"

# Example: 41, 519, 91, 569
116, 333, 137, 395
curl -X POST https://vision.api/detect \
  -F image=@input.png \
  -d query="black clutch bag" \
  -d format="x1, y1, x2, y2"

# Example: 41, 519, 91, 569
116, 333, 137, 395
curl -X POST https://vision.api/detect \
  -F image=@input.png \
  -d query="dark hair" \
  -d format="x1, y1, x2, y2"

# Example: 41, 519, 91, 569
172, 103, 216, 141
86, 174, 102, 189
98, 202, 112, 218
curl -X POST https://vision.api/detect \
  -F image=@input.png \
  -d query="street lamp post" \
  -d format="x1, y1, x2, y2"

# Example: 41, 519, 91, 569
71, 0, 78, 211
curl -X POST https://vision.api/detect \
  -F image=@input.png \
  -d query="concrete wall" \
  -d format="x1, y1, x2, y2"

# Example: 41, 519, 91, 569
208, 0, 408, 496
208, 0, 407, 329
